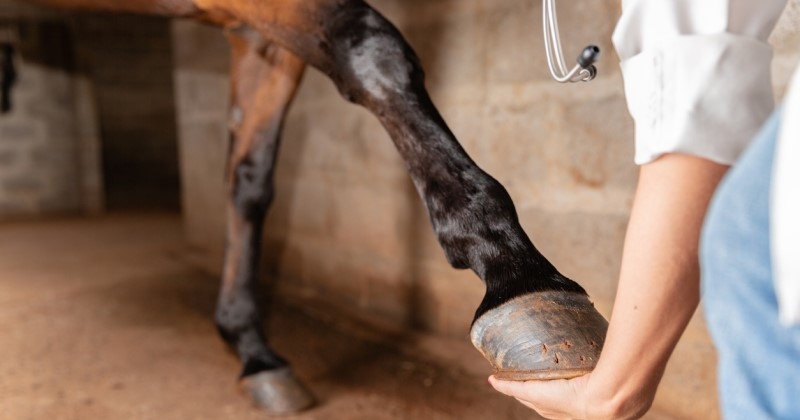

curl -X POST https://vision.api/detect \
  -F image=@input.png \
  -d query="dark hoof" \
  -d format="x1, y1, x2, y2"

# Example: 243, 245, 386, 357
240, 367, 315, 415
471, 291, 608, 381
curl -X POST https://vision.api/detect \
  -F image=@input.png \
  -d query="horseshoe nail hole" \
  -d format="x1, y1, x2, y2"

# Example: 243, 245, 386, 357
541, 343, 548, 354
564, 340, 572, 349
579, 356, 586, 363
554, 354, 560, 364
589, 340, 598, 348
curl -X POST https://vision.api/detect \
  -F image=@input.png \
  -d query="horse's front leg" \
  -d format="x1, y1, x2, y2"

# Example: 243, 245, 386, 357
307, 4, 609, 381
213, 27, 313, 414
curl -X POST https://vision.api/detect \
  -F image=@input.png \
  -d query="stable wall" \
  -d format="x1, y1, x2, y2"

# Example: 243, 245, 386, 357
0, 4, 102, 217
176, 0, 629, 334
175, 2, 800, 418
0, 2, 181, 218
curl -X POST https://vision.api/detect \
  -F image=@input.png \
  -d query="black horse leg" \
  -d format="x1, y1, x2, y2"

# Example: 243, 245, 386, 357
302, 3, 607, 380
213, 27, 313, 414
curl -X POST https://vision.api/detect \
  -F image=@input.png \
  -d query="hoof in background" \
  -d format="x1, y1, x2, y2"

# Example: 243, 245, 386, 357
471, 291, 608, 381
240, 367, 315, 415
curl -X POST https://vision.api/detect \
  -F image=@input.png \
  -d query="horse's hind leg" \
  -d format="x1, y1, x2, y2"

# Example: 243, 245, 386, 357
213, 27, 313, 414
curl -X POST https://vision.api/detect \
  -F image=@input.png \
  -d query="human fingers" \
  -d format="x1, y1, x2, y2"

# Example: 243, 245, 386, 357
489, 375, 574, 403
489, 375, 537, 400
489, 375, 584, 419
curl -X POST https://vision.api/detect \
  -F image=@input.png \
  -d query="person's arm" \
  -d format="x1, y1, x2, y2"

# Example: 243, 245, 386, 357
491, 154, 728, 418
490, 1, 788, 417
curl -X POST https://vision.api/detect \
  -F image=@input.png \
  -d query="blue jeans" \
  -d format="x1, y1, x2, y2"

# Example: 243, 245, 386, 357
701, 109, 800, 419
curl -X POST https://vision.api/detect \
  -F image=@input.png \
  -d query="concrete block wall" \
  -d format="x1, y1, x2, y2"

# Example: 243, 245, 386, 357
1, 2, 180, 218
0, 63, 80, 216
175, 1, 800, 418
0, 11, 101, 218
172, 20, 230, 255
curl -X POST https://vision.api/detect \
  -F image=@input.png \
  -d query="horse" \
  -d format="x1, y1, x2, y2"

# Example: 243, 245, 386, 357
2, 0, 607, 414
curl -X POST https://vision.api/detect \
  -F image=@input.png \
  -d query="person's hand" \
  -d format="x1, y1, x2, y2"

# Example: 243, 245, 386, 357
489, 373, 595, 420
489, 372, 653, 420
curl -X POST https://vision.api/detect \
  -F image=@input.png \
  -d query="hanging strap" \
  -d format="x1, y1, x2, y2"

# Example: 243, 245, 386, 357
0, 26, 18, 113
1, 42, 16, 113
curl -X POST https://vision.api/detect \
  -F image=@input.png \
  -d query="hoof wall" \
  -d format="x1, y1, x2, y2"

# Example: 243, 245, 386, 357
471, 291, 608, 381
240, 367, 315, 415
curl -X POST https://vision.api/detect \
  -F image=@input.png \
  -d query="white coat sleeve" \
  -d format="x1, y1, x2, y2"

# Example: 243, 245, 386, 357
612, 0, 787, 165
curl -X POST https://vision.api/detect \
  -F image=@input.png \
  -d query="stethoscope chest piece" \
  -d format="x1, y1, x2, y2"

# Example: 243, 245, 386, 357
543, 0, 600, 83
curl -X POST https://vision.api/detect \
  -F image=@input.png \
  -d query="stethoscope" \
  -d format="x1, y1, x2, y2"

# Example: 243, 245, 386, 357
543, 0, 600, 83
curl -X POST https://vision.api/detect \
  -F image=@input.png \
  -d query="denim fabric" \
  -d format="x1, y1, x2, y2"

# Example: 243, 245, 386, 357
701, 109, 800, 419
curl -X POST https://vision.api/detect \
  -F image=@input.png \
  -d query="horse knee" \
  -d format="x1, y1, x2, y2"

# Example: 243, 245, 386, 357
324, 5, 424, 105
230, 156, 275, 220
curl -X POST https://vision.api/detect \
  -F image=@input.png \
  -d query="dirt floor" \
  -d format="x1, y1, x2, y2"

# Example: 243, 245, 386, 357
0, 214, 674, 419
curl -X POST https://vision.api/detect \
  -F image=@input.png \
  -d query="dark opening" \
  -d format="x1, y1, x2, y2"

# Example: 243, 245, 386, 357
73, 14, 180, 211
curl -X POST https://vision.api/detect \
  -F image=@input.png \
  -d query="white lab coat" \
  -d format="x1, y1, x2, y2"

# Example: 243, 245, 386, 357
612, 0, 800, 324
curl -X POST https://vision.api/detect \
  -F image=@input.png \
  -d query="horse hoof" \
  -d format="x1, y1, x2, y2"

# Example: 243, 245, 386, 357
240, 367, 315, 415
470, 291, 608, 381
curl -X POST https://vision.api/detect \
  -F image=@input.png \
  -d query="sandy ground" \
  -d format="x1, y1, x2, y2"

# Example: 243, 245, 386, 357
0, 214, 674, 419
0, 213, 543, 420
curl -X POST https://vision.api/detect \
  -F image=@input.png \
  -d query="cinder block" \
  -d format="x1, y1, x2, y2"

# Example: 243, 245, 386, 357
177, 120, 227, 247
329, 183, 416, 260
438, 102, 485, 158
0, 121, 39, 142
273, 235, 369, 307
0, 201, 31, 216
409, 260, 484, 335
268, 175, 335, 238
517, 208, 628, 309
562, 93, 637, 191
484, 1, 549, 85
3, 174, 42, 192
174, 71, 230, 119
281, 105, 402, 181
0, 149, 18, 166
38, 191, 81, 213
399, 2, 486, 89
473, 100, 559, 194
401, 201, 446, 266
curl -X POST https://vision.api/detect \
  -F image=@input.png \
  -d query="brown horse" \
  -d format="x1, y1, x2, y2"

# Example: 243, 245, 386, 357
5, 0, 607, 414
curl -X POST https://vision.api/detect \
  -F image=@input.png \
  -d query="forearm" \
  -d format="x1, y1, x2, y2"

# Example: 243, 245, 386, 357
489, 154, 732, 418
588, 153, 729, 417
